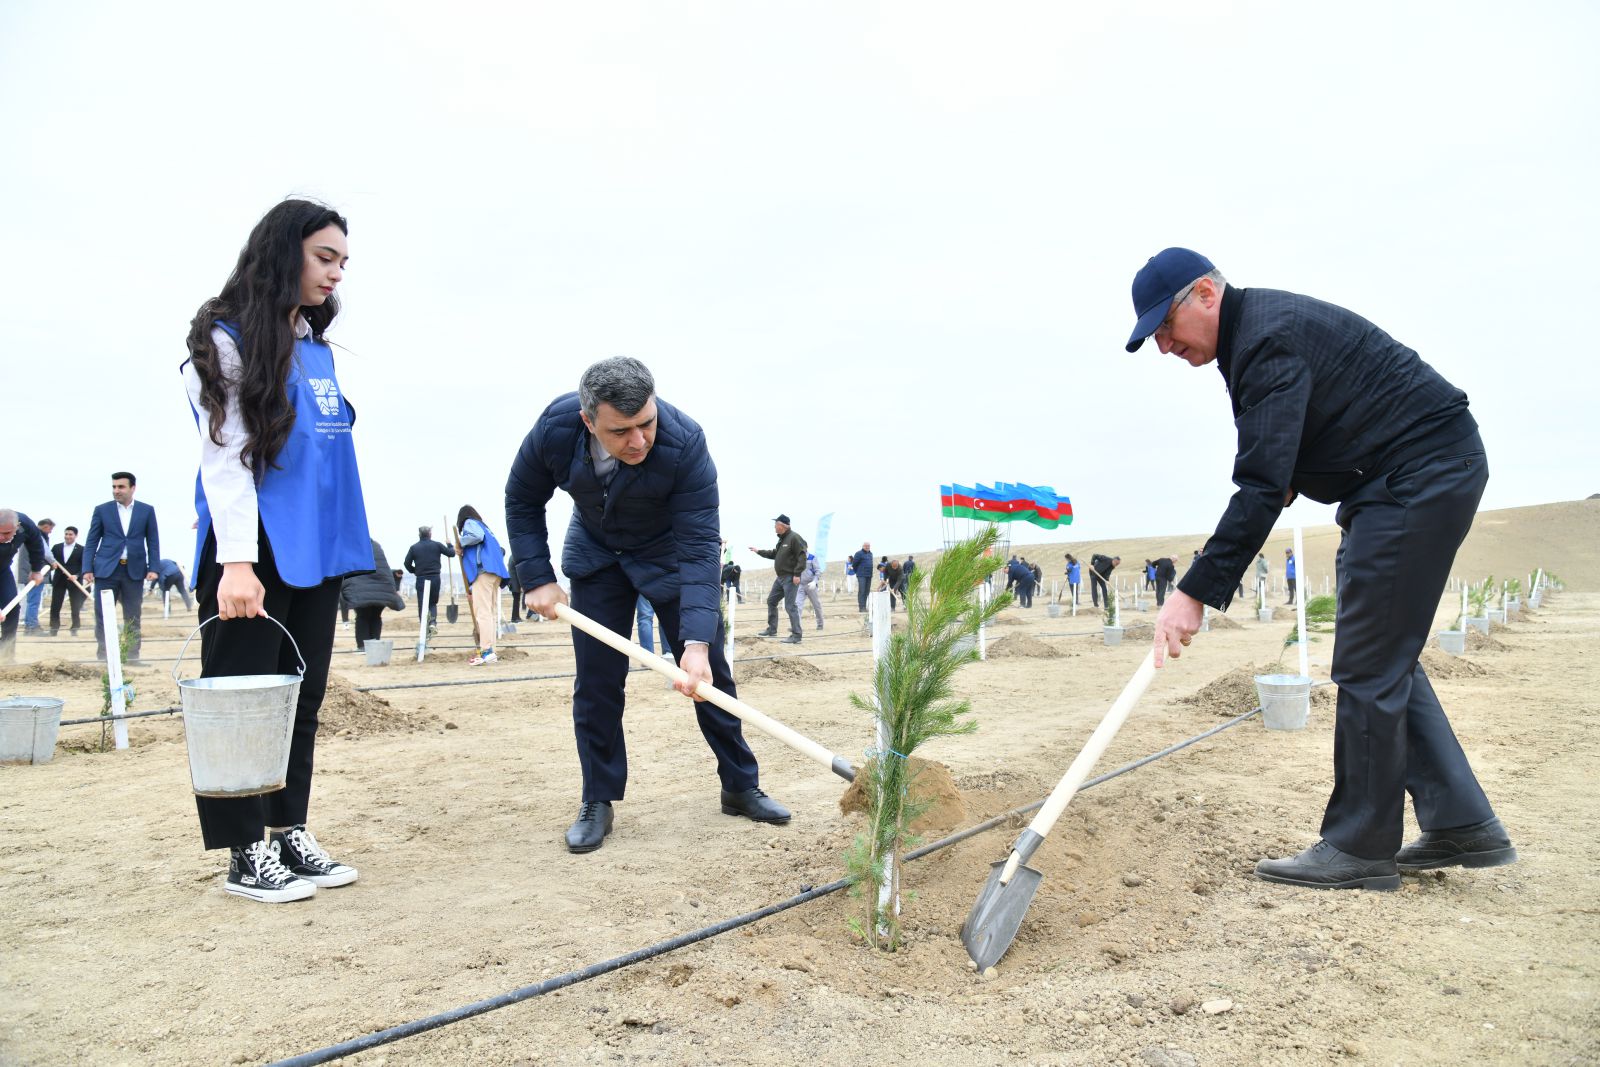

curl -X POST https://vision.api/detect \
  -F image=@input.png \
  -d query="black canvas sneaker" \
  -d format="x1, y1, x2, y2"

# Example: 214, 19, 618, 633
226, 839, 316, 903
270, 825, 358, 888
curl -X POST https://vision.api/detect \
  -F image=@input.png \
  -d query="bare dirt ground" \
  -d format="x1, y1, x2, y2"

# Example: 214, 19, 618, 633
3, 499, 1597, 1066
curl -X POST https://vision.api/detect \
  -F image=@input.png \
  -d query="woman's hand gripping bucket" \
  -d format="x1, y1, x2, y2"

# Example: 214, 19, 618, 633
172, 614, 306, 797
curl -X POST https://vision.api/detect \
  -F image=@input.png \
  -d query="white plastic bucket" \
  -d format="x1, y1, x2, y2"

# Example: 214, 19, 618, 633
1437, 630, 1466, 656
363, 639, 394, 666
1103, 626, 1123, 646
1258, 608, 1274, 623
1255, 674, 1311, 731
0, 696, 64, 765
1466, 616, 1490, 635
173, 615, 305, 797
1046, 604, 1062, 619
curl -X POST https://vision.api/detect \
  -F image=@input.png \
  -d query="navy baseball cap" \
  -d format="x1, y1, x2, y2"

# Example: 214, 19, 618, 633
774, 513, 791, 524
1125, 247, 1215, 352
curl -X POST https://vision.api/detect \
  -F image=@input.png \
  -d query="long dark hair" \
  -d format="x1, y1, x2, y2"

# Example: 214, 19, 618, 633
186, 200, 349, 474
457, 505, 484, 531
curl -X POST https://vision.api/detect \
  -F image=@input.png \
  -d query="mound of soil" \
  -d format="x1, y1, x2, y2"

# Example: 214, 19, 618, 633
1466, 630, 1509, 653
1117, 621, 1154, 642
734, 634, 772, 647
0, 660, 100, 684
1181, 665, 1269, 717
1206, 613, 1243, 630
989, 614, 1024, 626
734, 656, 827, 684
985, 634, 1063, 659
320, 674, 438, 737
1420, 648, 1487, 679
838, 756, 967, 834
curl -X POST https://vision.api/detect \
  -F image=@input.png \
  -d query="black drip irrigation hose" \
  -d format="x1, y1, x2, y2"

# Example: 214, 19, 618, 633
59, 706, 182, 727
267, 703, 1269, 1067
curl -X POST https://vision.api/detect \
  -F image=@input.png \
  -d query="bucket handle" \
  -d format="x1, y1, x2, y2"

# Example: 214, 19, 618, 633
172, 613, 308, 686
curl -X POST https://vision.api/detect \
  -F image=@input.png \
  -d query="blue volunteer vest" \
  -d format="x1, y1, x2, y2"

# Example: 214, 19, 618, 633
460, 520, 510, 584
185, 324, 372, 588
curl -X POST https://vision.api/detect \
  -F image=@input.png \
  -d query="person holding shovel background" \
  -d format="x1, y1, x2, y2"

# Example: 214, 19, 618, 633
506, 357, 790, 855
1131, 247, 1515, 891
181, 199, 373, 903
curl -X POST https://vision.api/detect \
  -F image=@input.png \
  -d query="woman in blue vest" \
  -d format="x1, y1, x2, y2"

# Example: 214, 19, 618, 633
182, 200, 373, 904
456, 505, 511, 665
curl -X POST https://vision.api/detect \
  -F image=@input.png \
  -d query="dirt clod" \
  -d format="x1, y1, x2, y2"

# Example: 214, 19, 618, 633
985, 634, 1063, 659
838, 756, 967, 834
735, 656, 827, 683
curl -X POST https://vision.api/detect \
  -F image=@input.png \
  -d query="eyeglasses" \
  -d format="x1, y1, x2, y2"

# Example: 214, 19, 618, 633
1156, 280, 1200, 336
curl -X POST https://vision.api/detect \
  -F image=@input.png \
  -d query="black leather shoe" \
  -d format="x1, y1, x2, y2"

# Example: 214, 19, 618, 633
755, 629, 777, 638
721, 787, 791, 824
565, 801, 614, 853
1254, 840, 1399, 890
1396, 817, 1517, 872
780, 634, 801, 644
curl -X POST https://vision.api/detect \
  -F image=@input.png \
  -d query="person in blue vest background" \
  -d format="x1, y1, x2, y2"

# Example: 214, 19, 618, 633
456, 504, 511, 665
1285, 547, 1298, 605
506, 356, 790, 854
83, 472, 160, 663
181, 199, 373, 904
1065, 554, 1082, 606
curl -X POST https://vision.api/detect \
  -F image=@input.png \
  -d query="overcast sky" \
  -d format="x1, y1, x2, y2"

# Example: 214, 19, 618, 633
4, 2, 1596, 580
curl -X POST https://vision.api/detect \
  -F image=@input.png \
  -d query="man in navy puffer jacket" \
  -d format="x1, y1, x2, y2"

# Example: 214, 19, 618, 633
506, 358, 790, 854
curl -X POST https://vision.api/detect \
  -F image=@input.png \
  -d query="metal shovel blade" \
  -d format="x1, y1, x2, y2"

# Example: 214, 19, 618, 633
961, 858, 1044, 971
446, 604, 459, 623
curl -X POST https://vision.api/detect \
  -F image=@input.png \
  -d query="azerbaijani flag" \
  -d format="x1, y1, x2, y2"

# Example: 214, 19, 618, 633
940, 482, 1072, 529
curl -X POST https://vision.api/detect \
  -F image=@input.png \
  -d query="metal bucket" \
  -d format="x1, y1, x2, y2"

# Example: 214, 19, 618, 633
1255, 674, 1311, 731
173, 615, 305, 797
1437, 630, 1466, 656
1103, 626, 1123, 646
0, 696, 64, 765
363, 639, 394, 666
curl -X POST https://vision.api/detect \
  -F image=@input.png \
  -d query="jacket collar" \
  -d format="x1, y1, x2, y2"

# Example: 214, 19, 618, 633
1216, 283, 1244, 383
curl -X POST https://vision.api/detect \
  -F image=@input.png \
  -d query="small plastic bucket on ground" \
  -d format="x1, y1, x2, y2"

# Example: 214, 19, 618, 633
0, 696, 65, 765
953, 634, 977, 657
1437, 630, 1467, 656
1255, 674, 1311, 731
1258, 608, 1274, 623
1103, 626, 1123, 646
1466, 616, 1490, 635
1485, 609, 1504, 624
173, 614, 305, 797
363, 639, 394, 666
1046, 604, 1062, 619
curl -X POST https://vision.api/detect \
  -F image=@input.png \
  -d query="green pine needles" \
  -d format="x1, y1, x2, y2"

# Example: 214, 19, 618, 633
844, 528, 1009, 952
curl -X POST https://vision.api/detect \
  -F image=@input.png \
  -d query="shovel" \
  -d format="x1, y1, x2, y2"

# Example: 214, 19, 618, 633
962, 649, 1158, 970
554, 603, 857, 783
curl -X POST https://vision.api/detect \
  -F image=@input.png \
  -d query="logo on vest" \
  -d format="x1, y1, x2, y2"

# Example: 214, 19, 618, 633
309, 378, 341, 417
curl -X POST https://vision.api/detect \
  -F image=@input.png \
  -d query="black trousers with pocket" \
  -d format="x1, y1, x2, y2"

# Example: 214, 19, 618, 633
569, 562, 758, 804
1320, 433, 1497, 860
191, 529, 341, 851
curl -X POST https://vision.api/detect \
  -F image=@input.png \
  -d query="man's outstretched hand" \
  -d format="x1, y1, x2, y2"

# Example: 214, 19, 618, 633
1153, 588, 1205, 668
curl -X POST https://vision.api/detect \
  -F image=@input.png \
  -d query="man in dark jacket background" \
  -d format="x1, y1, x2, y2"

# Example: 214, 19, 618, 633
849, 542, 874, 613
1089, 553, 1119, 608
404, 527, 456, 635
507, 357, 788, 854
1153, 555, 1177, 607
1132, 246, 1514, 892
750, 515, 807, 644
0, 509, 49, 661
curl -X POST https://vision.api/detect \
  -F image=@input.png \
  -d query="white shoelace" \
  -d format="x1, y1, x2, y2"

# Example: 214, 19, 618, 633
287, 826, 335, 867
247, 839, 297, 884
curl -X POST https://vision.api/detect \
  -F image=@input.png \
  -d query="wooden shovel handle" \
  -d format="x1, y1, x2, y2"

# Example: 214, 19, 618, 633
554, 602, 850, 777
1026, 649, 1158, 843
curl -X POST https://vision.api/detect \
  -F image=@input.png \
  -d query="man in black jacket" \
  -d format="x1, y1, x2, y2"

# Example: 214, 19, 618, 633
1152, 556, 1177, 607
49, 525, 87, 636
849, 542, 874, 613
750, 515, 807, 643
1089, 553, 1118, 608
404, 527, 456, 634
1131, 247, 1514, 891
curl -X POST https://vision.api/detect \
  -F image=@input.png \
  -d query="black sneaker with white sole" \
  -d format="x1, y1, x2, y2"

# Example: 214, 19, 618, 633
226, 839, 317, 903
270, 825, 359, 888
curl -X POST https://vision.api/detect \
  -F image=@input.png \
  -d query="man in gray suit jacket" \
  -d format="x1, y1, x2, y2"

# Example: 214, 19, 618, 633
83, 471, 159, 663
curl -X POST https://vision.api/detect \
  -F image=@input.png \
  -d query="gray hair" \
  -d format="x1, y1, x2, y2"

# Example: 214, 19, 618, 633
1174, 267, 1229, 309
0, 509, 16, 527
419, 526, 432, 540
579, 357, 655, 420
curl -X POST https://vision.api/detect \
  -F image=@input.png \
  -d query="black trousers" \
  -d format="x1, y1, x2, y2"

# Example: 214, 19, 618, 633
91, 567, 146, 659
353, 606, 385, 648
192, 530, 341, 850
570, 562, 758, 804
414, 573, 442, 624
766, 576, 802, 636
50, 580, 86, 633
1286, 577, 1297, 604
1090, 573, 1109, 606
159, 574, 193, 610
856, 574, 870, 613
1155, 577, 1169, 607
1321, 434, 1496, 859
0, 570, 18, 648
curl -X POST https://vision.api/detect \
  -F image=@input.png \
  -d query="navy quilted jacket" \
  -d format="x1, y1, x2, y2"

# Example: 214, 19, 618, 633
504, 393, 723, 644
